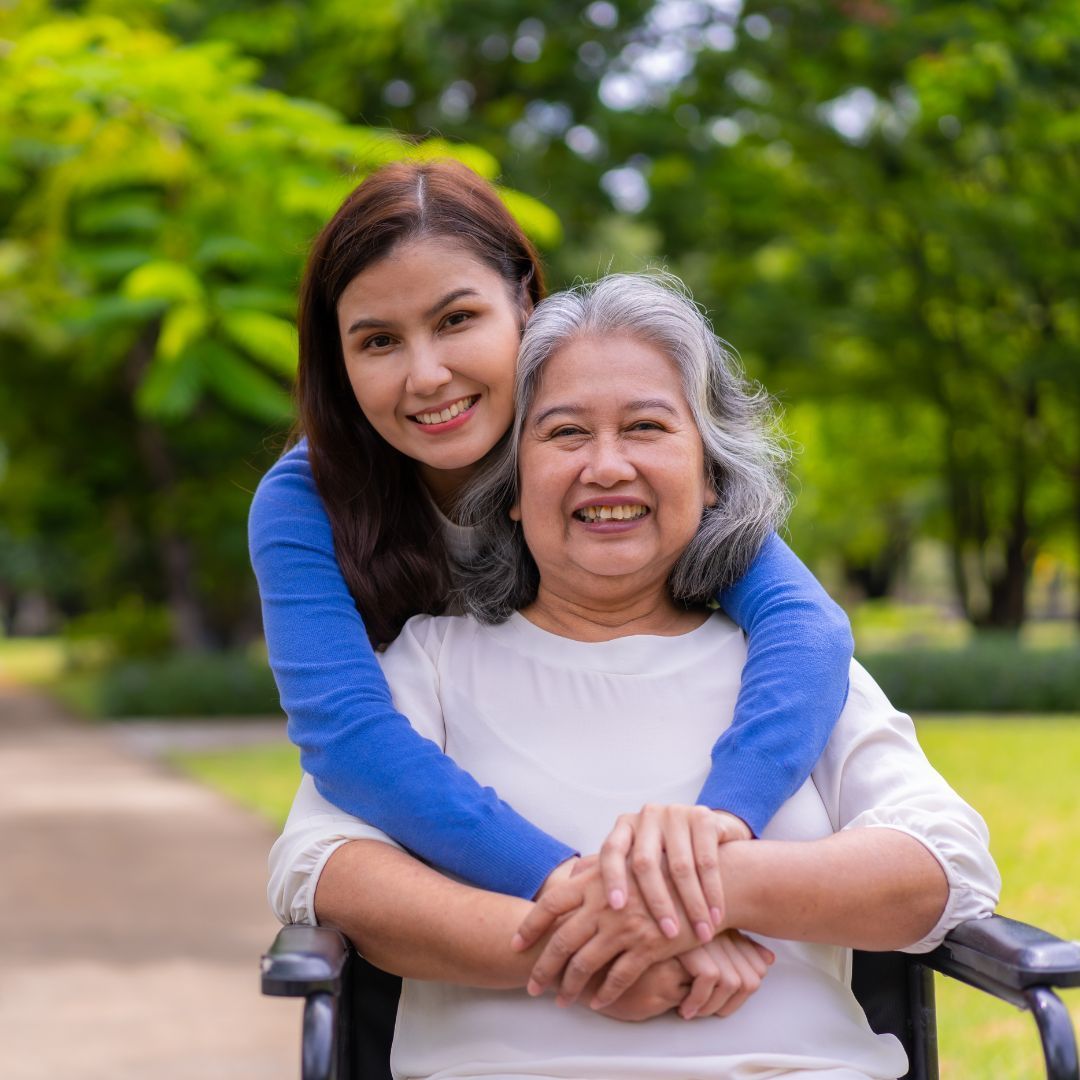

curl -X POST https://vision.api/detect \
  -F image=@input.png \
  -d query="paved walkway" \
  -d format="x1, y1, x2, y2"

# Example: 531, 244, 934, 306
0, 686, 301, 1079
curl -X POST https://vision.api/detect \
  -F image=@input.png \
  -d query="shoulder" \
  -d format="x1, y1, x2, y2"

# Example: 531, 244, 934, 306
248, 439, 331, 547
379, 613, 480, 667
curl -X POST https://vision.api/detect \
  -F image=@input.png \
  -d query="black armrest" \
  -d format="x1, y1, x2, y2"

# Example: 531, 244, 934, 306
926, 914, 1080, 994
924, 914, 1080, 1080
261, 924, 350, 998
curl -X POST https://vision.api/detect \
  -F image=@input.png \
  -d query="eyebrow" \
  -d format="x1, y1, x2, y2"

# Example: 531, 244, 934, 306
345, 287, 481, 337
532, 398, 679, 427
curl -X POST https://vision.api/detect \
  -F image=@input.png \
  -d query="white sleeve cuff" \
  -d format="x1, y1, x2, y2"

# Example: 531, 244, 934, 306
267, 815, 403, 926
841, 815, 1000, 953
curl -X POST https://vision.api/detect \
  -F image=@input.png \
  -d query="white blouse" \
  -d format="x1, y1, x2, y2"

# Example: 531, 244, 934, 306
269, 613, 1000, 1080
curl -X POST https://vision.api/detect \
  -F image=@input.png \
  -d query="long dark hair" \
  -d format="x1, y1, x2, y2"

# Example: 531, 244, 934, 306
295, 159, 546, 646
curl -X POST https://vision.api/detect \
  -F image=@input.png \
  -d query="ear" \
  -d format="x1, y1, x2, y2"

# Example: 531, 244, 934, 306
704, 483, 718, 509
509, 501, 522, 522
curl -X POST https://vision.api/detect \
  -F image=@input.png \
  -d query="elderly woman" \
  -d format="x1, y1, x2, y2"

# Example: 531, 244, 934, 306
269, 273, 999, 1080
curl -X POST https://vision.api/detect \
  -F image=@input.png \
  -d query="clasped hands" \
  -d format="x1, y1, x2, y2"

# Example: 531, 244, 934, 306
512, 804, 774, 1022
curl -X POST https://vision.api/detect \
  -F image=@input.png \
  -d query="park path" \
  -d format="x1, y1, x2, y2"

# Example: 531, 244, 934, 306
0, 685, 301, 1079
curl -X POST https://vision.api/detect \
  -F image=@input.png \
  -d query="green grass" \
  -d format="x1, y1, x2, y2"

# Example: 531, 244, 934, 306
169, 742, 301, 826
172, 715, 1080, 1077
917, 718, 1080, 1077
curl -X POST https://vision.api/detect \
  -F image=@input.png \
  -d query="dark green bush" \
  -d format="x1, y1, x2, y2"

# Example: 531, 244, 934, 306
97, 651, 282, 718
859, 641, 1080, 713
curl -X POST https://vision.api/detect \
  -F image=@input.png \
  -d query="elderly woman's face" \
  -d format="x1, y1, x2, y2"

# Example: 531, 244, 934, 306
512, 334, 716, 592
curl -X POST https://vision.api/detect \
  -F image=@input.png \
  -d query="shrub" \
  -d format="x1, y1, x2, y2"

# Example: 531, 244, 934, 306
97, 651, 282, 718
859, 640, 1080, 713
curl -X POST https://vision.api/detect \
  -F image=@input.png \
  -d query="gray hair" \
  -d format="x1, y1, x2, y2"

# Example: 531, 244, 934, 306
455, 271, 791, 622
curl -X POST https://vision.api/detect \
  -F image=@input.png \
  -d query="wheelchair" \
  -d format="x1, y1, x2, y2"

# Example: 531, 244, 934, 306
263, 914, 1080, 1080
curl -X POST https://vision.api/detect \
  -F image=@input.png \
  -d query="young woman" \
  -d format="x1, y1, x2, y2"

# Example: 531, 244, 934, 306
248, 159, 854, 938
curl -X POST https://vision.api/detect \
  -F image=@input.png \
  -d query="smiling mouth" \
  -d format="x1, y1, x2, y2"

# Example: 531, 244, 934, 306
573, 504, 650, 523
409, 395, 479, 426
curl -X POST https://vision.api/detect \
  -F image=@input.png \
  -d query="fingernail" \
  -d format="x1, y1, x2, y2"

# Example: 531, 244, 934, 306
695, 921, 712, 943
526, 979, 542, 997
511, 933, 525, 951
589, 996, 607, 1011
609, 889, 625, 910
710, 907, 722, 926
681, 1006, 698, 1020
555, 994, 569, 1008
660, 917, 679, 939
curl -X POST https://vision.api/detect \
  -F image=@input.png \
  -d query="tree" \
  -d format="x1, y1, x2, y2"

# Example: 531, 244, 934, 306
0, 8, 556, 648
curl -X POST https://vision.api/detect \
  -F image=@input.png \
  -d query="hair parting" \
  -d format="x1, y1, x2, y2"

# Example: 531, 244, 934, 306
293, 158, 545, 646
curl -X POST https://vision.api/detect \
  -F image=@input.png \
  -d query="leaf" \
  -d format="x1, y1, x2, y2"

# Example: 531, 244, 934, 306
121, 260, 205, 305
498, 188, 563, 249
199, 342, 295, 422
220, 310, 298, 377
135, 351, 204, 421
156, 303, 209, 364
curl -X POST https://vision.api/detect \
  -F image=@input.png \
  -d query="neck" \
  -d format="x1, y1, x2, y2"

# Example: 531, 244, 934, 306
522, 579, 708, 642
418, 462, 477, 520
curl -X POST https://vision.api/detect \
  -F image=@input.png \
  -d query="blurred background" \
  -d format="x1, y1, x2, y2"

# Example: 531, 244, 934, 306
1, 1, 1077, 1076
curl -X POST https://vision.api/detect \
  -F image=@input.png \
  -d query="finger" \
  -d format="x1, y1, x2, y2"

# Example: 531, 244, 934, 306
590, 949, 653, 1010
513, 885, 585, 952
630, 808, 680, 938
599, 816, 635, 910
664, 813, 713, 942
698, 950, 741, 1017
742, 938, 774, 979
526, 911, 598, 997
555, 936, 625, 1005
690, 809, 726, 926
715, 934, 762, 1018
712, 809, 752, 843
676, 948, 720, 1020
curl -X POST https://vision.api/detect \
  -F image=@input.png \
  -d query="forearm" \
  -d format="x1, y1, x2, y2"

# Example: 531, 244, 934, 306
707, 533, 854, 834
250, 449, 574, 897
719, 828, 949, 951
314, 839, 541, 987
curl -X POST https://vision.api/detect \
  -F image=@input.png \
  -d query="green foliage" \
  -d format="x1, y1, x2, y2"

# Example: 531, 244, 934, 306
2, 0, 1078, 643
62, 597, 174, 660
95, 651, 281, 717
0, 5, 559, 647
861, 641, 1080, 712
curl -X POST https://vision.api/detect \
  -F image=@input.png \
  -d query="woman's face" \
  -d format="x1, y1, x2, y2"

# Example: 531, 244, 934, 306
337, 237, 526, 495
513, 334, 717, 595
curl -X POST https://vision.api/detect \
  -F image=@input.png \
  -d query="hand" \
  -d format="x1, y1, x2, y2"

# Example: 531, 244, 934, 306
589, 958, 690, 1022
675, 931, 774, 1020
514, 859, 698, 1009
600, 805, 751, 943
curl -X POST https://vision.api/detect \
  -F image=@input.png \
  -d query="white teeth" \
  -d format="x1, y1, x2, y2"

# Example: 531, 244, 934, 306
574, 504, 648, 523
413, 396, 477, 425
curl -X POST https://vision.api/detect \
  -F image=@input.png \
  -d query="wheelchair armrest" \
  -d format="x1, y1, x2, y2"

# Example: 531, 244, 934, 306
261, 924, 350, 998
925, 914, 1080, 996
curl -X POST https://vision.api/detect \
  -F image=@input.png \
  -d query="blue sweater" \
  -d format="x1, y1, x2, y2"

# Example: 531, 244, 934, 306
249, 441, 853, 899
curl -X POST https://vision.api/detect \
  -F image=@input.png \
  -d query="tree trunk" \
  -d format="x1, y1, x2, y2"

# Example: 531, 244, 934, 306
125, 323, 216, 652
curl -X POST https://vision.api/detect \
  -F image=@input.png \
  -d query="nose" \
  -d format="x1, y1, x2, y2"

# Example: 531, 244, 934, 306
404, 342, 453, 398
580, 434, 637, 488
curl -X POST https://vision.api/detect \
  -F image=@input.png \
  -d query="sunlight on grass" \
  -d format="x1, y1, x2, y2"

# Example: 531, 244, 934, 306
170, 743, 301, 827
917, 717, 1080, 1078
0, 636, 67, 684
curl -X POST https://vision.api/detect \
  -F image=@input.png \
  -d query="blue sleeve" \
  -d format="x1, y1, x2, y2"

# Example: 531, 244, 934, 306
248, 441, 575, 899
700, 532, 854, 836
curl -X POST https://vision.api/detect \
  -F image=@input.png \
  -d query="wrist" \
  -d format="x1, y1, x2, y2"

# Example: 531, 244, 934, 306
537, 855, 579, 897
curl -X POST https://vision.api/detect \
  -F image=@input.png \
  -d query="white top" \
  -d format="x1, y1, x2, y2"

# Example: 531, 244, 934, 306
269, 613, 1000, 1080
